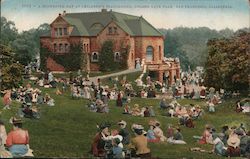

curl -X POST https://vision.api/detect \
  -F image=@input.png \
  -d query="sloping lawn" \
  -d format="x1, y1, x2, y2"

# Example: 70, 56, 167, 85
0, 85, 249, 158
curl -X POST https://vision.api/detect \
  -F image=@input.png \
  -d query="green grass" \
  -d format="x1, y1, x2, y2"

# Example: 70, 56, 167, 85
0, 84, 249, 158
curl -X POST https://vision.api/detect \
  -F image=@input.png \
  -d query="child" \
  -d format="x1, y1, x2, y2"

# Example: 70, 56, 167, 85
111, 138, 124, 159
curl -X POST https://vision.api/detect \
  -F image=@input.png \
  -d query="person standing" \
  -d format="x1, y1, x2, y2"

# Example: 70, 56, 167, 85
3, 90, 12, 110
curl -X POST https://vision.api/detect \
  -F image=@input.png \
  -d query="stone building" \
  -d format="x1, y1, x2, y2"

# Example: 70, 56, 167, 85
40, 9, 180, 83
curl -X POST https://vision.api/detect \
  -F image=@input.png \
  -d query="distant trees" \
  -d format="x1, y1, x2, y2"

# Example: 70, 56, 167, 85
159, 27, 234, 70
1, 16, 50, 66
204, 30, 249, 92
11, 23, 50, 65
0, 17, 18, 45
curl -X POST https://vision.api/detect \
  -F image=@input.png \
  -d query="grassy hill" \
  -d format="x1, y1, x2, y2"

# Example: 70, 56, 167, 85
0, 77, 249, 158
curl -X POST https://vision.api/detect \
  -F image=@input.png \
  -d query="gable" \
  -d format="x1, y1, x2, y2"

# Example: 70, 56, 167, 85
50, 15, 69, 27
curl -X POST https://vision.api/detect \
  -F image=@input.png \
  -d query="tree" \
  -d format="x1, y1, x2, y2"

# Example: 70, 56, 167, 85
204, 30, 249, 92
0, 44, 23, 90
98, 40, 119, 71
11, 23, 50, 65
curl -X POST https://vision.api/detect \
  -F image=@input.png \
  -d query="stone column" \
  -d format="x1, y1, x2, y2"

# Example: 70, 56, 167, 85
176, 67, 180, 79
158, 70, 163, 83
169, 70, 172, 85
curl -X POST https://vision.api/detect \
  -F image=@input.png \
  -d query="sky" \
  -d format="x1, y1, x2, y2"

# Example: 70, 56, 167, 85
1, 0, 249, 32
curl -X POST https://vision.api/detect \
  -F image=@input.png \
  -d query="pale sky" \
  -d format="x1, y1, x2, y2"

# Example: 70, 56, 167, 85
1, 0, 249, 32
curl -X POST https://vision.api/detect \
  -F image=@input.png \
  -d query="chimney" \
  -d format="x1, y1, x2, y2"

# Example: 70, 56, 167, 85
63, 10, 66, 16
101, 9, 107, 12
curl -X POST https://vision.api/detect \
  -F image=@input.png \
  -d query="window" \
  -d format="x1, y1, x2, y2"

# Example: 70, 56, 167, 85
59, 43, 63, 52
64, 28, 68, 35
108, 27, 112, 34
146, 46, 154, 61
54, 28, 58, 37
114, 52, 120, 62
59, 28, 63, 36
114, 27, 117, 34
83, 44, 86, 52
86, 44, 89, 52
54, 43, 57, 52
159, 45, 161, 60
91, 52, 99, 62
65, 43, 69, 52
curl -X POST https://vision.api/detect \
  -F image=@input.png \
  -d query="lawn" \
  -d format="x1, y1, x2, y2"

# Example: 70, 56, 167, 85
0, 78, 249, 158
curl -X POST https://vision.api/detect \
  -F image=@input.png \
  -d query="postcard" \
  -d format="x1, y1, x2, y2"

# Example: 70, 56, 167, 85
1, 0, 249, 158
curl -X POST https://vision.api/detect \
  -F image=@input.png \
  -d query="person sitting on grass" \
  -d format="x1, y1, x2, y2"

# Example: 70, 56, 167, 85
6, 117, 33, 157
102, 129, 123, 149
236, 129, 249, 157
123, 104, 131, 114
153, 121, 167, 142
143, 107, 150, 117
148, 106, 155, 117
211, 133, 227, 157
45, 94, 55, 106
207, 101, 215, 113
227, 132, 241, 157
167, 127, 186, 144
118, 120, 130, 145
0, 123, 12, 158
235, 100, 243, 113
129, 124, 151, 158
87, 99, 97, 112
131, 104, 141, 116
111, 138, 124, 159
91, 122, 111, 157
147, 124, 159, 143
194, 124, 213, 144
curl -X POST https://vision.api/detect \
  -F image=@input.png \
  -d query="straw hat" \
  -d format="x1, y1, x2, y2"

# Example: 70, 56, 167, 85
9, 117, 23, 124
118, 120, 127, 127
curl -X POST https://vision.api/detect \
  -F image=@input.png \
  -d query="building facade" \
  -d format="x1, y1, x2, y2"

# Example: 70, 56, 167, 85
40, 9, 180, 83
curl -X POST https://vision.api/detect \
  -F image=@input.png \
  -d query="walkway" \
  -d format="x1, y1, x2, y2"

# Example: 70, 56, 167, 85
88, 68, 142, 84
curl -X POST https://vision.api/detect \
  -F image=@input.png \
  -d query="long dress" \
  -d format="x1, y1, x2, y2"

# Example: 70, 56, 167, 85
116, 93, 122, 107
3, 92, 11, 106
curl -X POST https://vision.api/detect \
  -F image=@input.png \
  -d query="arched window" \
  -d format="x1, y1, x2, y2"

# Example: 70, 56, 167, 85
83, 44, 86, 52
53, 43, 57, 52
91, 52, 99, 62
114, 52, 120, 62
59, 43, 63, 52
146, 46, 154, 61
65, 43, 69, 53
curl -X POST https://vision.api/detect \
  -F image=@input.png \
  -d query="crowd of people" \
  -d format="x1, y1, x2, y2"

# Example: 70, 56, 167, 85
2, 83, 55, 120
192, 124, 250, 157
1, 66, 249, 158
90, 119, 189, 158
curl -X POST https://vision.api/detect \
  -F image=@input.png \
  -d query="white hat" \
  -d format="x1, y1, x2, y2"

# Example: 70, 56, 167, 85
118, 120, 127, 126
